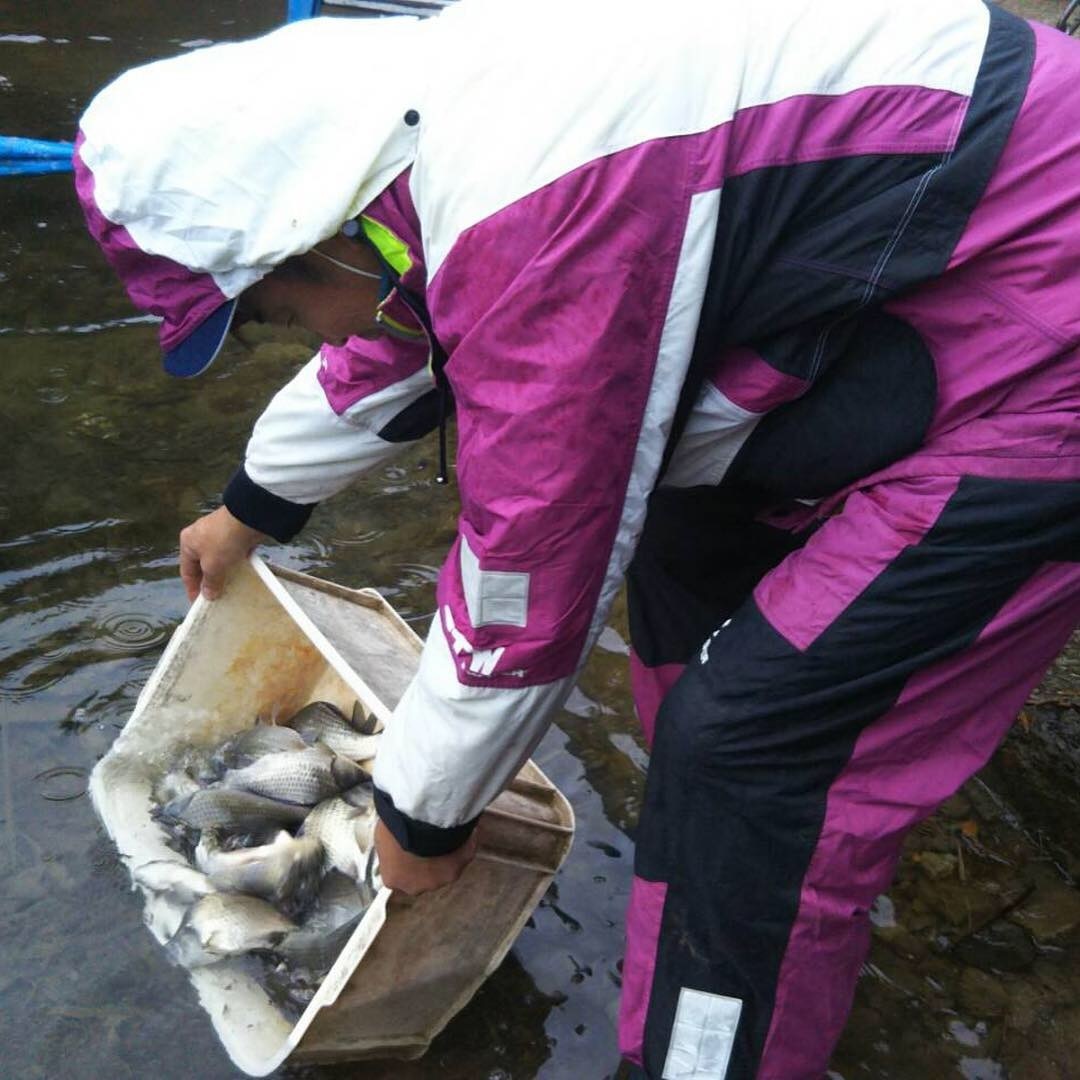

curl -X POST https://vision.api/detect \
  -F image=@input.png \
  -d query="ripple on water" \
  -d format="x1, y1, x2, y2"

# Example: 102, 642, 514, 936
34, 366, 69, 405
33, 766, 88, 802
0, 652, 69, 699
290, 532, 332, 562
0, 519, 128, 553
61, 683, 143, 733
95, 610, 172, 655
394, 561, 440, 589
0, 593, 170, 700
330, 528, 384, 548
35, 386, 69, 405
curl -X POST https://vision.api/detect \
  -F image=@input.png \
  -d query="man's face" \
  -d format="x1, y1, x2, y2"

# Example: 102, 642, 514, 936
235, 235, 384, 347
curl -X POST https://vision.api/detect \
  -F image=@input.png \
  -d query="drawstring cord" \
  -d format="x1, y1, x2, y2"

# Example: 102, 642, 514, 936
428, 327, 452, 485
434, 371, 449, 485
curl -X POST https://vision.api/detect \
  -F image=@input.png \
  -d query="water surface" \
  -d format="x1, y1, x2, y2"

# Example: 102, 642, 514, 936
2, 4, 1078, 1078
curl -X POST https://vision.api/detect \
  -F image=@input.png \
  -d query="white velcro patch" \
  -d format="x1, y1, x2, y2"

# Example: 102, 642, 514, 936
662, 987, 742, 1080
459, 534, 530, 628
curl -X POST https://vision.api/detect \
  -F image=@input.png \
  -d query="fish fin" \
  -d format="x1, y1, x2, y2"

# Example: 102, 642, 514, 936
295, 727, 320, 746
340, 779, 373, 807
331, 755, 360, 789
350, 699, 371, 733
351, 699, 383, 736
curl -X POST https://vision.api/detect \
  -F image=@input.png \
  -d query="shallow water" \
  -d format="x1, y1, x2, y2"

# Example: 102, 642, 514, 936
1, 3, 1078, 1079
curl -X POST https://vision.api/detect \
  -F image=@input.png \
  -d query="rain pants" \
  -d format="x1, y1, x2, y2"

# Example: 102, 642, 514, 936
74, 1, 1080, 1074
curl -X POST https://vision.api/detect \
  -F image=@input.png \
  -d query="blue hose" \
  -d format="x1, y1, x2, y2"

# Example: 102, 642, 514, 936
0, 136, 75, 176
5, 0, 316, 178
0, 159, 74, 176
286, 0, 322, 19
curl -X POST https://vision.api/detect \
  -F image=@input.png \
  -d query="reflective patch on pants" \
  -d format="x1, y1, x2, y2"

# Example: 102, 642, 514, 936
662, 987, 742, 1079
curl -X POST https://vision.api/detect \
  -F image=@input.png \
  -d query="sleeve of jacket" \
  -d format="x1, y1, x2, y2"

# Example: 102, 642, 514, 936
223, 332, 437, 541
372, 147, 719, 854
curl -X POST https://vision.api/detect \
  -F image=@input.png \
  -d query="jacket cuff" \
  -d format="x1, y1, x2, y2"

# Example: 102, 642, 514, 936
223, 466, 315, 542
374, 785, 479, 857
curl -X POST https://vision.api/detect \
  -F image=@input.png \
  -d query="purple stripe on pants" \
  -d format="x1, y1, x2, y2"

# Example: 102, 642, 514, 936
619, 654, 686, 1064
757, 561, 1080, 1077
628, 651, 685, 750
620, 875, 671, 1067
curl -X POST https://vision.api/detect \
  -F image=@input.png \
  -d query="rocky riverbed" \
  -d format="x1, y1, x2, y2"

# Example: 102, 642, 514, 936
829, 638, 1080, 1079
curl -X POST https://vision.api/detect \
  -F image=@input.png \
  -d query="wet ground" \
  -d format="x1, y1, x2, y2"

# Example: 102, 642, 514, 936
1, 2, 1078, 1078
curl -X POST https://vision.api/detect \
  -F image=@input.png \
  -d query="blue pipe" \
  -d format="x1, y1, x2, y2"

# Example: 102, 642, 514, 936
0, 159, 74, 177
0, 136, 75, 159
4, 0, 317, 179
286, 0, 322, 19
0, 137, 75, 176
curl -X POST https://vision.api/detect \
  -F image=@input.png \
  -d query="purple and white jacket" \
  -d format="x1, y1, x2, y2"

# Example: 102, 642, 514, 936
79, 0, 1078, 853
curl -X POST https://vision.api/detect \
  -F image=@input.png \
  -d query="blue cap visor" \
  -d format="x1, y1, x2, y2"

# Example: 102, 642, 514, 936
163, 298, 238, 378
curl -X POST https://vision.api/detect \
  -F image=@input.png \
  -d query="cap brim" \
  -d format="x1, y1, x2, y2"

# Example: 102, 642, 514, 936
162, 298, 238, 378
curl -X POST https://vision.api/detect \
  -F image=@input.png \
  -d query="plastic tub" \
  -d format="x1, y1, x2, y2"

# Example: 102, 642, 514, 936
90, 555, 574, 1075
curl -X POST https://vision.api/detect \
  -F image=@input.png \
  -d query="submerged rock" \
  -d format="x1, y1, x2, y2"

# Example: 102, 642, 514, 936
917, 851, 959, 881
958, 967, 1009, 1018
1001, 1003, 1080, 1079
1007, 884, 1080, 945
954, 920, 1036, 973
922, 879, 1026, 935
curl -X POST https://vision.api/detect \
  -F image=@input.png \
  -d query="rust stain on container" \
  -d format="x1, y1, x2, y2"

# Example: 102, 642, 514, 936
226, 636, 324, 720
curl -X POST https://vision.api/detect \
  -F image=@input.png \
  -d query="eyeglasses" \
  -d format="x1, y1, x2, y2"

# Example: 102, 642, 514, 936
309, 246, 382, 282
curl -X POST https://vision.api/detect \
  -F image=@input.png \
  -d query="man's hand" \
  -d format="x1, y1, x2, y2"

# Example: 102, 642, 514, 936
178, 506, 268, 602
374, 818, 479, 897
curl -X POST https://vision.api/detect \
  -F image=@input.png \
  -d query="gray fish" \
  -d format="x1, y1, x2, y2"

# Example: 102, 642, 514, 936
275, 872, 372, 976
210, 724, 308, 774
195, 829, 324, 915
133, 860, 218, 944
340, 783, 377, 809
260, 956, 322, 1017
308, 868, 373, 929
221, 744, 366, 806
300, 792, 378, 883
133, 860, 216, 905
166, 893, 296, 968
287, 701, 381, 762
161, 787, 309, 832
275, 912, 364, 977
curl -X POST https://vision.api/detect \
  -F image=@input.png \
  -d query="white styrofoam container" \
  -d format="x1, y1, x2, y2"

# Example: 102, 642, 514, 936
90, 555, 574, 1074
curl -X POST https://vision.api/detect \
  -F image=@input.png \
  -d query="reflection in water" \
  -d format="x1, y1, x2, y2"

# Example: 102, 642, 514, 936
1, 3, 1078, 1080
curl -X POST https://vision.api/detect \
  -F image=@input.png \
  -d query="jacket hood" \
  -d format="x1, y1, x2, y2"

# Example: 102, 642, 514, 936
76, 15, 433, 300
